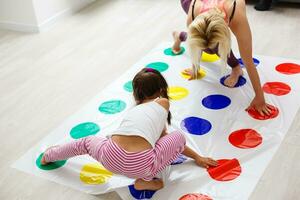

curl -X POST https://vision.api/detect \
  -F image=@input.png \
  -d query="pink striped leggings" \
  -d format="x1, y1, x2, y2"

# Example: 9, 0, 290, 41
44, 131, 186, 181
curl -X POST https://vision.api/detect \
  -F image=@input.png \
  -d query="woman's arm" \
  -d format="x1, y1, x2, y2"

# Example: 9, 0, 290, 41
187, 0, 196, 27
230, 1, 271, 116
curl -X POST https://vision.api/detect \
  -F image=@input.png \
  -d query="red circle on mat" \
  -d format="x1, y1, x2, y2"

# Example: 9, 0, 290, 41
275, 63, 300, 75
179, 194, 213, 200
263, 82, 291, 96
207, 159, 241, 181
247, 104, 279, 120
229, 129, 262, 149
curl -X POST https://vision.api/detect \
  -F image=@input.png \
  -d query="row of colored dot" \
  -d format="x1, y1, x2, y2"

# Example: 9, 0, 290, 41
42, 88, 282, 142
164, 46, 300, 76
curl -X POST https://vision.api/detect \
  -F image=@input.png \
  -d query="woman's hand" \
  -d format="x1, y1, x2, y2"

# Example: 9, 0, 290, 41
195, 156, 218, 168
247, 95, 272, 116
183, 68, 197, 80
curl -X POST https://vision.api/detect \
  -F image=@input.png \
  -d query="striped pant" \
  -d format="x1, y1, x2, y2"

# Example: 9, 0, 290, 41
44, 131, 186, 181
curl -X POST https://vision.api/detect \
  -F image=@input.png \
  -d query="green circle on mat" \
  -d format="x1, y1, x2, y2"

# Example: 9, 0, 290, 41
36, 153, 67, 170
70, 122, 100, 139
123, 81, 133, 92
146, 62, 169, 72
164, 47, 185, 56
99, 100, 126, 114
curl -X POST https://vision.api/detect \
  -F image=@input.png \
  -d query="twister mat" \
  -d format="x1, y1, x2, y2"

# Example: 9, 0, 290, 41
13, 42, 300, 200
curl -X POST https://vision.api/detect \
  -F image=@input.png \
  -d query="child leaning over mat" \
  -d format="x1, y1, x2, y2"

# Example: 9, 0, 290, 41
41, 68, 218, 191
172, 0, 271, 116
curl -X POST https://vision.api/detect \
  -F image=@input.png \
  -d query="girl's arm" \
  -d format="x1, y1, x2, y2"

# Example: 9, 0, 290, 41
230, 1, 271, 116
160, 129, 217, 168
182, 145, 218, 168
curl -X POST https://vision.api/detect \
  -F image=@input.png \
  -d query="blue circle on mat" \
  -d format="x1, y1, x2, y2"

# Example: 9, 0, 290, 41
238, 58, 260, 67
220, 75, 247, 88
171, 154, 187, 165
181, 117, 212, 135
202, 94, 231, 110
128, 185, 156, 199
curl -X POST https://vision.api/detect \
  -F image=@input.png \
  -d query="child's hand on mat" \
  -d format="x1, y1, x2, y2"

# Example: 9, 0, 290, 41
195, 156, 218, 168
247, 95, 271, 116
183, 68, 197, 80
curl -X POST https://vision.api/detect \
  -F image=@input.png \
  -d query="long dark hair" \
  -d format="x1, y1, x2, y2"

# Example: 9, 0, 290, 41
132, 68, 171, 124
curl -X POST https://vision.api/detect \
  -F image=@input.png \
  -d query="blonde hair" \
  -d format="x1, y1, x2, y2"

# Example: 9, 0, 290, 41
188, 8, 231, 76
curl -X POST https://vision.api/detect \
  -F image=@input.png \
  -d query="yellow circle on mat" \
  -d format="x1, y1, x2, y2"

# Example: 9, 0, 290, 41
168, 86, 189, 100
180, 68, 206, 80
80, 163, 113, 185
201, 52, 220, 62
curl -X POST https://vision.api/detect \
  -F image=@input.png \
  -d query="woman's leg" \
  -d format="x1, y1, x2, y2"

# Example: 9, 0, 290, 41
223, 50, 243, 87
205, 47, 243, 87
42, 136, 106, 164
204, 45, 240, 68
172, 1, 191, 54
181, 0, 192, 14
227, 50, 240, 69
172, 31, 187, 54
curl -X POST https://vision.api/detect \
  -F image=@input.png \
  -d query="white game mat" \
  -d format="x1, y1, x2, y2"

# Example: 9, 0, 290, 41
13, 42, 300, 200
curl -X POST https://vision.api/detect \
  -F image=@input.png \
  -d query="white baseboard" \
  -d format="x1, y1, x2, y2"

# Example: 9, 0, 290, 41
37, 7, 72, 32
38, 0, 96, 32
0, 21, 39, 33
0, 0, 95, 33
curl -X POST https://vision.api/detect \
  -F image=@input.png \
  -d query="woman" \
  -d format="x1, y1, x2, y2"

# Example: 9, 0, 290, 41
173, 0, 271, 116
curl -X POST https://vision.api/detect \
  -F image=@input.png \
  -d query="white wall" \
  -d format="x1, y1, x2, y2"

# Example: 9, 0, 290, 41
0, 0, 38, 32
0, 0, 94, 32
32, 0, 95, 29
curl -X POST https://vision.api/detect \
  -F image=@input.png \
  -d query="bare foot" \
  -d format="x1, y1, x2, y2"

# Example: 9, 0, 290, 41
134, 178, 164, 191
41, 154, 48, 165
172, 31, 182, 54
40, 145, 58, 165
224, 66, 243, 87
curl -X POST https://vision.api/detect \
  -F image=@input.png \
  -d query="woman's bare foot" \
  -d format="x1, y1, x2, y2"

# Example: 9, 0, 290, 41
224, 66, 243, 87
134, 178, 164, 191
172, 31, 182, 54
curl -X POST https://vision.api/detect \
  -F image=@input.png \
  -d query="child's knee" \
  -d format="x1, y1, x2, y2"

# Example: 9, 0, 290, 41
171, 130, 186, 145
156, 98, 170, 111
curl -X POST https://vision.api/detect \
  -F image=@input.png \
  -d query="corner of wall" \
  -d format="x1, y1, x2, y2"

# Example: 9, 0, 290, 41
0, 0, 95, 33
36, 0, 96, 32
